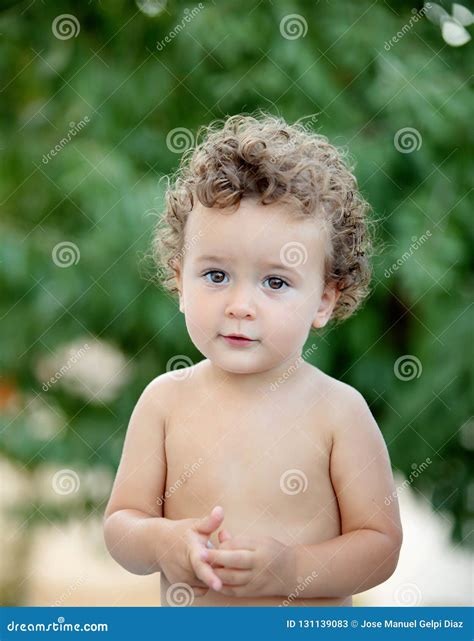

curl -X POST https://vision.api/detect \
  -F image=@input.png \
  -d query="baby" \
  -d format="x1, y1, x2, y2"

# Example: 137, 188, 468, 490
103, 113, 403, 607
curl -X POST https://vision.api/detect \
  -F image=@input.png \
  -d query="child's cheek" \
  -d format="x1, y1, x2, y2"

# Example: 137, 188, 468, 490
182, 295, 216, 347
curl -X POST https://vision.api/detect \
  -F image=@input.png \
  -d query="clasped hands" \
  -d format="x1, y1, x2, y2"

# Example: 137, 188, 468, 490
191, 505, 295, 598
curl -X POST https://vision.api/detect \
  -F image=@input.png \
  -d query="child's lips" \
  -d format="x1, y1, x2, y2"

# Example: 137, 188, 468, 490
220, 334, 258, 347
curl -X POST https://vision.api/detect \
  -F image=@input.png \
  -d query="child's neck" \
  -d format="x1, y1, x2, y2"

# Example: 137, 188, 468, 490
202, 352, 312, 397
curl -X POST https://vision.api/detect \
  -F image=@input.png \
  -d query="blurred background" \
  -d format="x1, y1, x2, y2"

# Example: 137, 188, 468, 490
0, 0, 473, 607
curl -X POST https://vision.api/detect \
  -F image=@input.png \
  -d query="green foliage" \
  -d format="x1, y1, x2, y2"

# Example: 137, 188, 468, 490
0, 0, 472, 546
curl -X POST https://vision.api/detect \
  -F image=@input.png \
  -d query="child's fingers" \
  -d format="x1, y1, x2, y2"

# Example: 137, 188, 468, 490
204, 548, 253, 569
194, 506, 224, 535
190, 547, 222, 590
188, 576, 211, 589
218, 528, 232, 544
191, 586, 209, 598
194, 560, 222, 591
219, 536, 256, 550
213, 567, 252, 586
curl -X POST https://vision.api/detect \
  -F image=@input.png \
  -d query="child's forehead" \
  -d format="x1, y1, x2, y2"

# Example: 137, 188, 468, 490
185, 199, 328, 260
185, 202, 327, 272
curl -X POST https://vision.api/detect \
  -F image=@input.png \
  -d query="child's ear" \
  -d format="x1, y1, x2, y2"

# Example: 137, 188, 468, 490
311, 282, 341, 330
173, 263, 185, 313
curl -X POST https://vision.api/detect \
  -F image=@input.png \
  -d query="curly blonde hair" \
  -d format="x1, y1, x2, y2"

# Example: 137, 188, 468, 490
152, 112, 373, 323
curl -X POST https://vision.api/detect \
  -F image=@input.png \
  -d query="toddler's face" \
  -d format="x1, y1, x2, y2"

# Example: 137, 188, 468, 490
174, 198, 339, 376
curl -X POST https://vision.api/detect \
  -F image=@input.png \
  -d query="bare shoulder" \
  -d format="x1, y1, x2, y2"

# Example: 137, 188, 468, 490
323, 376, 385, 457
303, 364, 375, 437
139, 360, 204, 415
303, 362, 364, 404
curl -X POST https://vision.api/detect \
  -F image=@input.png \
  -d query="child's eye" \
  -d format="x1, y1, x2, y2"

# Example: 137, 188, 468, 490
263, 276, 289, 290
203, 270, 228, 285
202, 271, 290, 290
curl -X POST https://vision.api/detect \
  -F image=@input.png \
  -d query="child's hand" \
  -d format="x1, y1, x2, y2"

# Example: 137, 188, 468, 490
190, 526, 234, 598
158, 505, 229, 596
203, 534, 294, 598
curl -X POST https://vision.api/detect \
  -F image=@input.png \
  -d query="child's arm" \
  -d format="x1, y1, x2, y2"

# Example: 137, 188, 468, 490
103, 376, 224, 592
103, 376, 169, 575
290, 385, 403, 598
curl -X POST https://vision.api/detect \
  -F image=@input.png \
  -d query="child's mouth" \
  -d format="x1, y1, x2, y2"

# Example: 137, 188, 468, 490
220, 335, 257, 347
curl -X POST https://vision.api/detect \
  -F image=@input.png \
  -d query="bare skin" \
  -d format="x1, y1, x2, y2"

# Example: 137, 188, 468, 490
104, 358, 402, 606
161, 359, 352, 606
103, 199, 402, 606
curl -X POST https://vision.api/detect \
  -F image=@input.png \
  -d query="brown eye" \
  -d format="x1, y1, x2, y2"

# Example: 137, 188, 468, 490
266, 277, 287, 290
204, 270, 227, 284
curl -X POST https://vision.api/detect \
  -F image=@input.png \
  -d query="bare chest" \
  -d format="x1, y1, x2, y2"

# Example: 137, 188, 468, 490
163, 384, 340, 546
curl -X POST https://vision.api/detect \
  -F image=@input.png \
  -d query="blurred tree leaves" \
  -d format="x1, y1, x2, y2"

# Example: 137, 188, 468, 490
0, 0, 472, 546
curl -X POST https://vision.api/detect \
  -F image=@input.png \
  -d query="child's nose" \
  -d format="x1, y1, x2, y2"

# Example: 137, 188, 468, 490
226, 304, 256, 320
225, 284, 256, 319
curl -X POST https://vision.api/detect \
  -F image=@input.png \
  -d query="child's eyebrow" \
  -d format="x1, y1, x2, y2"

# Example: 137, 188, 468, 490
195, 254, 228, 263
195, 254, 303, 276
